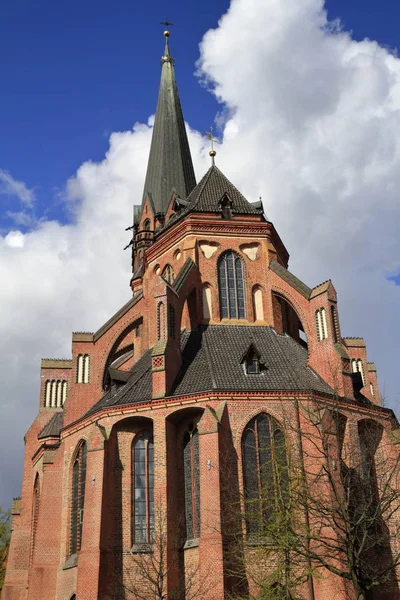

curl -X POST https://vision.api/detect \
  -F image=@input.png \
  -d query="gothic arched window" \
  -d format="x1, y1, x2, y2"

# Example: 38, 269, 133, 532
44, 379, 67, 407
183, 424, 200, 540
77, 354, 90, 384
30, 474, 40, 564
218, 250, 246, 319
315, 308, 328, 341
162, 264, 174, 284
70, 441, 87, 555
242, 414, 288, 534
132, 432, 154, 544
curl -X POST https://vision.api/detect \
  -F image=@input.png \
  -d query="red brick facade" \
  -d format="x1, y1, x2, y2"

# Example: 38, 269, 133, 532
3, 34, 400, 600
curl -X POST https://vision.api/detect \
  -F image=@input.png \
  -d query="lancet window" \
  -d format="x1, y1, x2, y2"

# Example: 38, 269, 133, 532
77, 354, 90, 384
218, 250, 246, 319
132, 432, 154, 544
30, 475, 40, 564
315, 307, 328, 341
183, 424, 200, 540
242, 414, 288, 534
44, 379, 67, 408
70, 441, 87, 555
351, 358, 365, 385
162, 264, 174, 284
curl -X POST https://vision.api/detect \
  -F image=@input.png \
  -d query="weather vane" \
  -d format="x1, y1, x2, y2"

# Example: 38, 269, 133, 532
206, 126, 219, 165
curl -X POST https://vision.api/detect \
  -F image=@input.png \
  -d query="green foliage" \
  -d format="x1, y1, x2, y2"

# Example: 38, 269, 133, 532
0, 506, 11, 590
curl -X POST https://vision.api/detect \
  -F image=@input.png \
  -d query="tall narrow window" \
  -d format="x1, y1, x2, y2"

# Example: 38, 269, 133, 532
162, 264, 174, 284
352, 359, 365, 385
132, 432, 154, 544
183, 425, 200, 540
77, 354, 90, 383
316, 308, 328, 341
218, 250, 246, 319
157, 302, 165, 340
70, 441, 87, 555
331, 305, 339, 343
242, 414, 288, 534
30, 475, 40, 565
168, 304, 176, 339
44, 379, 67, 407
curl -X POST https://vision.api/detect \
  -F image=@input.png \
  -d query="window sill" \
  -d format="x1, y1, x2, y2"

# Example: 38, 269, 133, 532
183, 538, 199, 550
63, 553, 78, 570
130, 543, 153, 554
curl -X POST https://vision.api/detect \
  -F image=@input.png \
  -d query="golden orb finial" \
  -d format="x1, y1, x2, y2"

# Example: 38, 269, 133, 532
164, 30, 170, 37
209, 150, 216, 157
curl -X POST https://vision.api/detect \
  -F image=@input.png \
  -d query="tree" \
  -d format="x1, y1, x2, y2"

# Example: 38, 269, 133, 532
0, 506, 11, 591
122, 502, 210, 600
224, 401, 400, 600
290, 401, 400, 600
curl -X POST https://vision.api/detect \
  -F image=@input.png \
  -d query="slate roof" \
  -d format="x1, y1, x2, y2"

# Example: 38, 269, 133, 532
269, 260, 312, 299
158, 165, 264, 234
141, 36, 196, 215
85, 325, 333, 418
184, 166, 263, 215
38, 412, 64, 439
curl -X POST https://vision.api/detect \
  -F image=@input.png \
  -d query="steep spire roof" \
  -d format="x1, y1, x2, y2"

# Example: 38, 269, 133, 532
141, 32, 196, 215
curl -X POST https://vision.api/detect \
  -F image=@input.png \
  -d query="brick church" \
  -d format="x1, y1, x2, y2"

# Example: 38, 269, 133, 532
3, 30, 400, 600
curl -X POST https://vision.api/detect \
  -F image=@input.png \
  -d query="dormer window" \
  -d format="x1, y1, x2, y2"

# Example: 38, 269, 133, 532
219, 194, 233, 220
242, 345, 263, 375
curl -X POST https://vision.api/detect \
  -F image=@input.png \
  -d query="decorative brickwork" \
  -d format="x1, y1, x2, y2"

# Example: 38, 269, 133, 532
3, 30, 396, 600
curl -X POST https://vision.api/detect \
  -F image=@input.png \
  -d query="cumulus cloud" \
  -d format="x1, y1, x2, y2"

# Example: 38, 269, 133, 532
0, 169, 35, 207
0, 0, 400, 508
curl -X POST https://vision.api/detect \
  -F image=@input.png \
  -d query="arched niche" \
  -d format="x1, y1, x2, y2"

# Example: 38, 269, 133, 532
102, 318, 143, 391
252, 285, 264, 322
202, 283, 213, 321
272, 292, 307, 348
180, 288, 198, 333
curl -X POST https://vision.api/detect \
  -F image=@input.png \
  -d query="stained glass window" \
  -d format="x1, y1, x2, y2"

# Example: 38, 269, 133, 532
242, 414, 288, 534
218, 251, 246, 319
70, 441, 87, 555
183, 426, 200, 540
133, 432, 154, 544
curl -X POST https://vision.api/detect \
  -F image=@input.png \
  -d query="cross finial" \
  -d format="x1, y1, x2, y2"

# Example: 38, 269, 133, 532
206, 126, 219, 165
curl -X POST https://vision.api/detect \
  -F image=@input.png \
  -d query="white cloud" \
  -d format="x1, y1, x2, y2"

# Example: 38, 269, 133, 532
4, 231, 25, 248
0, 169, 35, 207
1, 0, 400, 508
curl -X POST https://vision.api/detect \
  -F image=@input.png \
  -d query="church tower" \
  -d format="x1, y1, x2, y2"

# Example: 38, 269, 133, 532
3, 30, 399, 600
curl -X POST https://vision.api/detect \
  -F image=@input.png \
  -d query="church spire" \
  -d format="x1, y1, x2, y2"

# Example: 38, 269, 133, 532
141, 30, 196, 215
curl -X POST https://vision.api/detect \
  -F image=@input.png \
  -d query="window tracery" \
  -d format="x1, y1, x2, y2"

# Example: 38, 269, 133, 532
132, 432, 154, 544
183, 424, 200, 540
70, 441, 87, 555
218, 250, 246, 319
242, 414, 288, 534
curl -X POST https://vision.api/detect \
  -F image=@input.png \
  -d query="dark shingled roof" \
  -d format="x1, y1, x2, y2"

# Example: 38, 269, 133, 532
184, 166, 263, 215
269, 260, 312, 299
158, 165, 264, 234
141, 36, 196, 215
38, 412, 64, 439
85, 325, 333, 418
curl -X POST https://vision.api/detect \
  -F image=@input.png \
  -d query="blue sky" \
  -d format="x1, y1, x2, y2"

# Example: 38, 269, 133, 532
1, 0, 400, 236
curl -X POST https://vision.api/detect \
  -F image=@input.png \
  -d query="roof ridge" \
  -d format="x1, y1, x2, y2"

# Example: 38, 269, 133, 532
202, 326, 217, 390
190, 165, 215, 208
